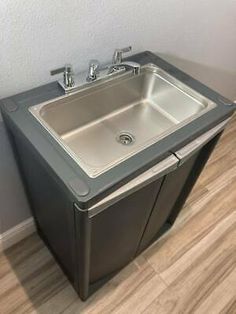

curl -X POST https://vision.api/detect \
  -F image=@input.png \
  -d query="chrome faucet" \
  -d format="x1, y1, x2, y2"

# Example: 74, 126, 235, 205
107, 46, 141, 76
50, 46, 141, 93
50, 64, 74, 88
110, 46, 140, 75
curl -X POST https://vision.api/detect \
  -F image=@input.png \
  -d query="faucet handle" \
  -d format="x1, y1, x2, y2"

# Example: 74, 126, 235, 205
50, 64, 74, 88
112, 46, 132, 64
50, 64, 73, 76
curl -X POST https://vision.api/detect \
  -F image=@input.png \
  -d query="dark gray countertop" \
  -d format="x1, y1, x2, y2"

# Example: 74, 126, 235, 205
1, 51, 235, 208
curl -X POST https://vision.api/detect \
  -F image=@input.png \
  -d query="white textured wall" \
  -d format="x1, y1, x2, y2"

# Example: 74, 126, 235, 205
0, 0, 236, 234
1, 0, 236, 99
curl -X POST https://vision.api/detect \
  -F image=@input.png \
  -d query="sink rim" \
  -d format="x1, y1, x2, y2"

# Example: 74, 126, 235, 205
30, 63, 214, 113
29, 63, 216, 178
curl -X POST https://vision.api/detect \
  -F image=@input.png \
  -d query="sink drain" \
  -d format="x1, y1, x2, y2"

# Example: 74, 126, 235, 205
117, 132, 135, 145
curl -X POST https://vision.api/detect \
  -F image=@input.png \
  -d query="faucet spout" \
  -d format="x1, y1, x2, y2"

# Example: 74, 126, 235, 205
109, 61, 141, 75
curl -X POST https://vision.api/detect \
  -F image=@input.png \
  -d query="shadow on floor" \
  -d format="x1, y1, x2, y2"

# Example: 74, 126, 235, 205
2, 231, 160, 313
2, 233, 79, 313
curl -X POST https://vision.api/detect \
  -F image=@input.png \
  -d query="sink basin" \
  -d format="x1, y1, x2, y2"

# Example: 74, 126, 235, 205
29, 64, 216, 177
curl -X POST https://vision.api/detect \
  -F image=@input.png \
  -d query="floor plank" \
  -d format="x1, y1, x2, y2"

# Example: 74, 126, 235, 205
0, 114, 235, 314
143, 225, 236, 314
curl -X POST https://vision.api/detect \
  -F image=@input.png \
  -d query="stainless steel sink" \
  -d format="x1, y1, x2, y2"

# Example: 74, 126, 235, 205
29, 64, 216, 177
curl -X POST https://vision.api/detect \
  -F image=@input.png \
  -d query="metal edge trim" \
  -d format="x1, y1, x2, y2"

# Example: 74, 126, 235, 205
77, 155, 179, 217
175, 118, 230, 164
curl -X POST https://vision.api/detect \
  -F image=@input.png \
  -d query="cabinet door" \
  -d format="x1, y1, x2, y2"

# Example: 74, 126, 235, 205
89, 178, 163, 283
137, 132, 223, 254
137, 153, 199, 254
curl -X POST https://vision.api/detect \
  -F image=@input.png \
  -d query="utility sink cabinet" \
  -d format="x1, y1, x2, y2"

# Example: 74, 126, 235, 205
1, 51, 235, 300
5, 119, 226, 300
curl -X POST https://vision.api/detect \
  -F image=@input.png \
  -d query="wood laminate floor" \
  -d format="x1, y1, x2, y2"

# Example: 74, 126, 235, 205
0, 115, 235, 314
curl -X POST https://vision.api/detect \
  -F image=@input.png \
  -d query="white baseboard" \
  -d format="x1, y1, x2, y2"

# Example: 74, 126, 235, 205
0, 217, 36, 252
